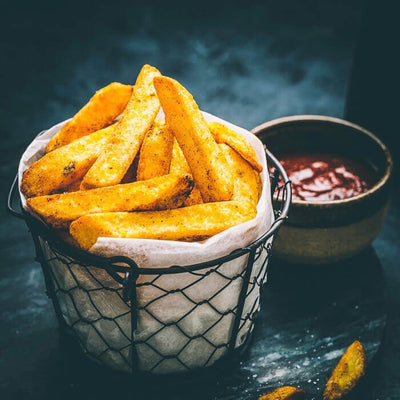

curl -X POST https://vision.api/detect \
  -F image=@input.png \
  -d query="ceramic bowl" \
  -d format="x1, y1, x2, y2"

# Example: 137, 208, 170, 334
252, 115, 393, 265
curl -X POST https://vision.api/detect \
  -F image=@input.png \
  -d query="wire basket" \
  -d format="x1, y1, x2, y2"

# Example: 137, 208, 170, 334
7, 142, 291, 375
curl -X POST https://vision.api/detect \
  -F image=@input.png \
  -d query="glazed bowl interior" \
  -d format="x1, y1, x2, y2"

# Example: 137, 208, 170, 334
254, 115, 392, 205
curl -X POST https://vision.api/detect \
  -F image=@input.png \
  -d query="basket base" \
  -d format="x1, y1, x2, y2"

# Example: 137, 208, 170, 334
58, 324, 255, 396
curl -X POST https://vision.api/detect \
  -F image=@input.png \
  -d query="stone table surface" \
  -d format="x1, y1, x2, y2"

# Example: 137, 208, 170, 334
1, 1, 399, 399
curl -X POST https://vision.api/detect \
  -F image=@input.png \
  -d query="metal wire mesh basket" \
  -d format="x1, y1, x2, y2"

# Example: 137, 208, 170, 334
7, 146, 291, 375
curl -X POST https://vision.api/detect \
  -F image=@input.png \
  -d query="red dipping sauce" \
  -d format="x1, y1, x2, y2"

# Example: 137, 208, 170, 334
280, 153, 377, 202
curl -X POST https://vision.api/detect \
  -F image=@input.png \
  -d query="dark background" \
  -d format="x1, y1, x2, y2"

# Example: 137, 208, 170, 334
1, 0, 399, 398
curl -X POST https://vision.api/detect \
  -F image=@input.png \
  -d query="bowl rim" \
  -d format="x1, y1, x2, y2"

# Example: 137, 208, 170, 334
251, 114, 394, 208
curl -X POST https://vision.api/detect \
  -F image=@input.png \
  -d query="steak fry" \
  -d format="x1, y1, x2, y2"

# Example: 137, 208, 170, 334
28, 174, 193, 228
46, 82, 132, 152
70, 200, 256, 250
21, 124, 115, 198
80, 65, 161, 190
323, 340, 366, 400
154, 76, 233, 202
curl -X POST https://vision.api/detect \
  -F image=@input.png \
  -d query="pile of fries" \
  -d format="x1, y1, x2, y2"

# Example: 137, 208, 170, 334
21, 65, 263, 250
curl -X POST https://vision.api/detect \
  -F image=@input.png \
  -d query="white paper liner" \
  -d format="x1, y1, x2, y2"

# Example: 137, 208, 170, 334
18, 111, 274, 373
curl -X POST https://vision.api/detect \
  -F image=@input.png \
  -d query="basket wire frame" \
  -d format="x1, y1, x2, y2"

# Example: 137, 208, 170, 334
7, 142, 291, 375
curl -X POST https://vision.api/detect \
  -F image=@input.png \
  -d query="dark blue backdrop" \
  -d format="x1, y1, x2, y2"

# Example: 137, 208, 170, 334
1, 1, 399, 398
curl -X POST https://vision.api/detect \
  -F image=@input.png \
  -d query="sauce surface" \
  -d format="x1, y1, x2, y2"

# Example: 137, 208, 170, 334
279, 152, 377, 202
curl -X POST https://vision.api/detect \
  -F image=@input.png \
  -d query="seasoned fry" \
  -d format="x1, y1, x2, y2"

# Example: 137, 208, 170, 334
21, 124, 115, 198
323, 340, 366, 400
154, 76, 233, 202
170, 139, 189, 175
46, 82, 133, 152
80, 65, 161, 190
221, 144, 261, 207
136, 120, 174, 180
258, 386, 305, 400
70, 200, 256, 250
27, 174, 193, 228
170, 139, 203, 206
208, 121, 263, 172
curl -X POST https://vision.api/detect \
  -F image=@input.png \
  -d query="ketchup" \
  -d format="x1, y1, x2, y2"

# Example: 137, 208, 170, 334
279, 153, 377, 202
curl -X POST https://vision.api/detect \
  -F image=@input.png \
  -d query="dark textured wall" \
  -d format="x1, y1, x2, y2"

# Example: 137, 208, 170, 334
1, 1, 399, 399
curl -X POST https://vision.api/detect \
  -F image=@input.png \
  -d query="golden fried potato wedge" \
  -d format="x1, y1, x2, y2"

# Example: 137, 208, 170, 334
136, 120, 174, 180
21, 124, 115, 198
70, 200, 256, 250
208, 121, 263, 172
170, 139, 189, 176
154, 76, 233, 202
323, 340, 366, 400
27, 174, 193, 229
46, 82, 133, 152
170, 139, 203, 206
80, 65, 161, 190
258, 386, 305, 400
221, 144, 261, 207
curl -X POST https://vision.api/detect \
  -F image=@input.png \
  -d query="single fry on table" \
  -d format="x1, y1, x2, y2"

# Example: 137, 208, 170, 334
46, 82, 133, 152
27, 174, 193, 229
154, 76, 233, 202
70, 200, 256, 250
80, 64, 161, 190
258, 386, 306, 400
323, 340, 366, 400
21, 124, 115, 198
136, 120, 174, 181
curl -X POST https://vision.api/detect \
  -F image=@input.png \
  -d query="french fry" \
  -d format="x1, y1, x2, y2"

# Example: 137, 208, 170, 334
170, 139, 189, 175
70, 200, 256, 250
220, 143, 261, 207
80, 65, 161, 190
27, 174, 193, 229
170, 139, 203, 206
154, 76, 233, 202
258, 386, 305, 400
21, 124, 115, 198
46, 82, 133, 152
208, 121, 263, 172
136, 120, 174, 181
323, 340, 366, 400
